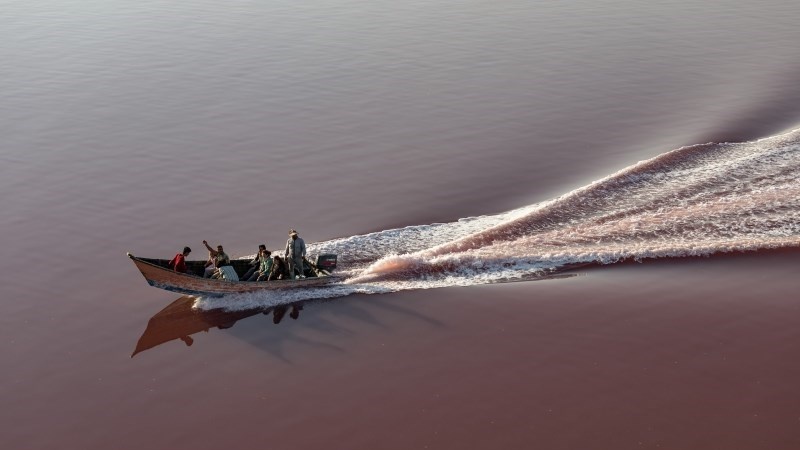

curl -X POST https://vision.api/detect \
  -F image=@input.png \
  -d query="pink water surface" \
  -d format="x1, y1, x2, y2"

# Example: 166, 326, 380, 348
3, 0, 800, 448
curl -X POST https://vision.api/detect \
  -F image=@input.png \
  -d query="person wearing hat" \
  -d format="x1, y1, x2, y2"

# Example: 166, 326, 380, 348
284, 229, 306, 279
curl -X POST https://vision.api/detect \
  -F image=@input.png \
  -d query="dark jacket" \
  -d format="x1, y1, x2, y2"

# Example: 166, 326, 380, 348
268, 256, 290, 280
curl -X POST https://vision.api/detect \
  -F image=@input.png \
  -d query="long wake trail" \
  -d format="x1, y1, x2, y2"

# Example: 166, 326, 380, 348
197, 129, 800, 310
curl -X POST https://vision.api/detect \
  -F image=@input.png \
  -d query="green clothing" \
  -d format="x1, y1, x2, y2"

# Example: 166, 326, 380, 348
259, 256, 273, 274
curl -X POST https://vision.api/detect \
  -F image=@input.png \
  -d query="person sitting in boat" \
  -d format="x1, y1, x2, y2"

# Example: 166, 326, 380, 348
268, 255, 290, 281
246, 247, 273, 282
284, 229, 306, 279
241, 244, 267, 281
168, 246, 191, 273
202, 240, 231, 278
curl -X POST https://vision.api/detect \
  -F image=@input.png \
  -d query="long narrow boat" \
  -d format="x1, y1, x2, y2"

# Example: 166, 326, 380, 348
127, 252, 340, 297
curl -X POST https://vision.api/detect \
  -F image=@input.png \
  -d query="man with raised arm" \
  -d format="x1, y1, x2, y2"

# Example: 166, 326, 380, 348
202, 240, 231, 278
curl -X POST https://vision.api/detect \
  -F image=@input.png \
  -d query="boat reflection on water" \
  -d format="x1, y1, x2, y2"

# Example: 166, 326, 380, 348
132, 272, 582, 357
132, 296, 304, 357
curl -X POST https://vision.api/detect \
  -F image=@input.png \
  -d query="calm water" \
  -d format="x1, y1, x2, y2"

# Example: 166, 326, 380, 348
3, 1, 800, 449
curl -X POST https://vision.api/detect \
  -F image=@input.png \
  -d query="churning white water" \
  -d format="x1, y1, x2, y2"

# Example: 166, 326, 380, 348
197, 129, 800, 310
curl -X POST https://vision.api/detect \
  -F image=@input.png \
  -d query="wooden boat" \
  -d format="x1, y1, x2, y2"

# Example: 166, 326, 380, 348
127, 252, 339, 297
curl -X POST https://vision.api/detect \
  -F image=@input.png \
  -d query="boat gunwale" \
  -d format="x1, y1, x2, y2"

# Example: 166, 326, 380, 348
127, 252, 338, 290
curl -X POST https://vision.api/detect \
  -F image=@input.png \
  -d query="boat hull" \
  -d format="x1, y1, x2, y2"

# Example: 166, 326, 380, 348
128, 253, 339, 297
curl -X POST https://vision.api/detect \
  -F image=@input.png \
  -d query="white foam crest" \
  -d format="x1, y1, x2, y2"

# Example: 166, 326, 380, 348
193, 280, 394, 311
307, 202, 544, 264
198, 129, 800, 311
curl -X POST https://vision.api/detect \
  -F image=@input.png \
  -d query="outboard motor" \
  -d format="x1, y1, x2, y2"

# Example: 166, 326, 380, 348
315, 254, 337, 273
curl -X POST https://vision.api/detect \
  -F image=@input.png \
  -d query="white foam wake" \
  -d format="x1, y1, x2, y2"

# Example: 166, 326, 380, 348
196, 129, 800, 310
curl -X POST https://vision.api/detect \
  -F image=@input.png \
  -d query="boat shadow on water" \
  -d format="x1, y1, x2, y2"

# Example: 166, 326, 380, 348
132, 296, 313, 358
132, 294, 447, 360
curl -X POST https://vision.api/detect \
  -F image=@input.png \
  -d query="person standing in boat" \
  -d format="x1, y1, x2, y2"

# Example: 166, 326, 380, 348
168, 246, 191, 273
202, 240, 231, 278
284, 229, 306, 279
